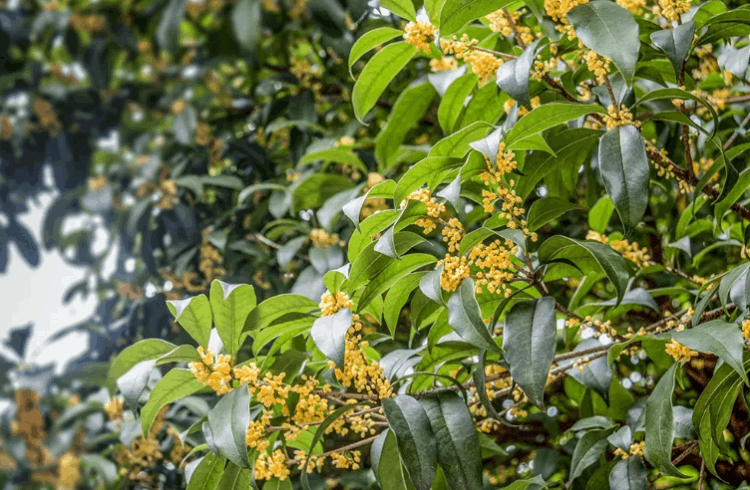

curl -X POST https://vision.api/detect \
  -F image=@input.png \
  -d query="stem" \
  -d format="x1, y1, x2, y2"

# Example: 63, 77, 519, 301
286, 433, 382, 466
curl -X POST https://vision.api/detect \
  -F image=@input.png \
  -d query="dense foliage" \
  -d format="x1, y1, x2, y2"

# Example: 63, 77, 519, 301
4, 0, 750, 489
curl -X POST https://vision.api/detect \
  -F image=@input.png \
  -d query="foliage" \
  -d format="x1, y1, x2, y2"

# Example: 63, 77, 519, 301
4, 0, 750, 489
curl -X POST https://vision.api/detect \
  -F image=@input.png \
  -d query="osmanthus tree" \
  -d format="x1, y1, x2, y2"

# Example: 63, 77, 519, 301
6, 0, 750, 488
102, 0, 750, 489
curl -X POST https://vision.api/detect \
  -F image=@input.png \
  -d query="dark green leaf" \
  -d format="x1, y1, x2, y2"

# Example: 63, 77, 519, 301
496, 40, 540, 109
208, 384, 250, 468
231, 0, 261, 52
608, 457, 648, 490
215, 462, 253, 490
650, 21, 694, 76
567, 1, 640, 84
186, 451, 226, 490
210, 281, 256, 356
644, 364, 686, 478
421, 392, 483, 490
505, 103, 606, 149
447, 278, 502, 353
382, 395, 438, 490
526, 197, 579, 232
670, 320, 748, 385
598, 125, 649, 234
503, 297, 556, 408
157, 0, 187, 54
570, 427, 614, 482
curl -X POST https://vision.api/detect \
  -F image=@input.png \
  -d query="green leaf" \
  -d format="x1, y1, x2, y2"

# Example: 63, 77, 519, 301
243, 294, 319, 334
393, 156, 464, 204
669, 320, 748, 385
439, 72, 478, 133
215, 462, 253, 490
526, 197, 579, 232
231, 0, 261, 52
697, 9, 750, 45
440, 0, 516, 36
141, 369, 204, 437
447, 278, 502, 353
349, 27, 404, 75
372, 430, 412, 490
430, 122, 493, 157
505, 103, 606, 149
107, 339, 176, 390
381, 0, 417, 20
503, 297, 557, 408
644, 364, 686, 478
384, 273, 426, 336
186, 450, 226, 490
208, 385, 250, 468
376, 81, 436, 168
650, 20, 694, 76
298, 147, 366, 171
608, 455, 648, 490
715, 165, 750, 221
157, 0, 187, 54
420, 265, 446, 306
567, 1, 640, 85
498, 476, 549, 490
359, 253, 438, 310
598, 125, 649, 234
632, 88, 718, 135
353, 42, 417, 122
262, 478, 293, 490
348, 231, 426, 291
167, 295, 213, 347
117, 360, 156, 408
421, 392, 483, 490
310, 308, 352, 367
382, 395, 438, 490
496, 40, 539, 109
209, 281, 256, 356
539, 236, 631, 304
570, 427, 614, 482
588, 196, 614, 234
252, 314, 315, 357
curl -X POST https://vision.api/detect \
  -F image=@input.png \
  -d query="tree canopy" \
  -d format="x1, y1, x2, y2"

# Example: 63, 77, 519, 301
3, 0, 750, 489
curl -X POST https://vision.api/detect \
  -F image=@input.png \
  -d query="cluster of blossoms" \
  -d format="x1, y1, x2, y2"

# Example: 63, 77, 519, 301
584, 50, 610, 84
654, 0, 691, 22
544, 0, 589, 39
470, 364, 513, 432
440, 35, 503, 85
486, 9, 536, 45
403, 21, 437, 53
199, 228, 227, 282
361, 172, 388, 218
613, 441, 645, 459
586, 231, 652, 269
665, 339, 698, 362
400, 188, 447, 234
616, 0, 646, 13
429, 57, 459, 73
189, 346, 234, 394
742, 320, 750, 343
602, 105, 639, 130
310, 228, 344, 249
567, 316, 618, 339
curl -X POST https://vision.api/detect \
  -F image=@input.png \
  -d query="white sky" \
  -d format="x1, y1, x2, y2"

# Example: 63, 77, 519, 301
0, 187, 95, 368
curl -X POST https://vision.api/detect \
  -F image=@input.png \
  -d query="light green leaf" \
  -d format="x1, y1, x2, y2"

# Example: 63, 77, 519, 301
209, 281, 256, 356
167, 295, 213, 347
429, 121, 493, 158
215, 462, 253, 490
440, 0, 516, 36
384, 273, 426, 336
353, 42, 417, 122
670, 320, 748, 385
208, 384, 250, 468
141, 369, 204, 437
438, 72, 478, 133
186, 452, 226, 490
372, 430, 411, 490
107, 339, 176, 391
349, 27, 404, 75
243, 294, 318, 334
381, 0, 417, 20
505, 103, 606, 149
359, 253, 437, 311
393, 156, 464, 204
588, 196, 614, 234
526, 197, 579, 232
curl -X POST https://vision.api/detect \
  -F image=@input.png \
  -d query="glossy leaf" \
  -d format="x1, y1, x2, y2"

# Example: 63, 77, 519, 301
167, 295, 213, 347
310, 308, 352, 367
209, 281, 256, 356
141, 369, 204, 437
496, 40, 539, 109
186, 452, 226, 490
609, 457, 648, 490
446, 278, 502, 353
349, 27, 404, 75
650, 20, 695, 76
440, 0, 515, 36
504, 103, 606, 149
381, 0, 417, 20
503, 297, 556, 408
644, 364, 686, 478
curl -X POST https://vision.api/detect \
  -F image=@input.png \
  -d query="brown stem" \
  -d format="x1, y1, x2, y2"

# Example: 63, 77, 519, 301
502, 7, 526, 49
286, 432, 382, 465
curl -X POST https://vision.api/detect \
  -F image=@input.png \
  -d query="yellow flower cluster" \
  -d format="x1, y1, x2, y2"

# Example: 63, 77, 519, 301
440, 255, 471, 292
189, 346, 233, 394
403, 21, 437, 53
442, 218, 464, 253
655, 0, 691, 22
440, 35, 503, 85
104, 397, 124, 421
430, 57, 458, 73
584, 50, 610, 84
665, 339, 698, 362
544, 0, 588, 38
56, 452, 81, 490
310, 228, 343, 249
604, 105, 638, 130
319, 291, 354, 316
199, 229, 226, 284
336, 136, 355, 146
614, 441, 645, 459
486, 9, 535, 46
11, 389, 53, 466
331, 451, 362, 469
255, 449, 291, 481
616, 0, 645, 13
470, 240, 518, 296
743, 320, 750, 343
332, 321, 394, 399
400, 188, 446, 234
586, 231, 651, 269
